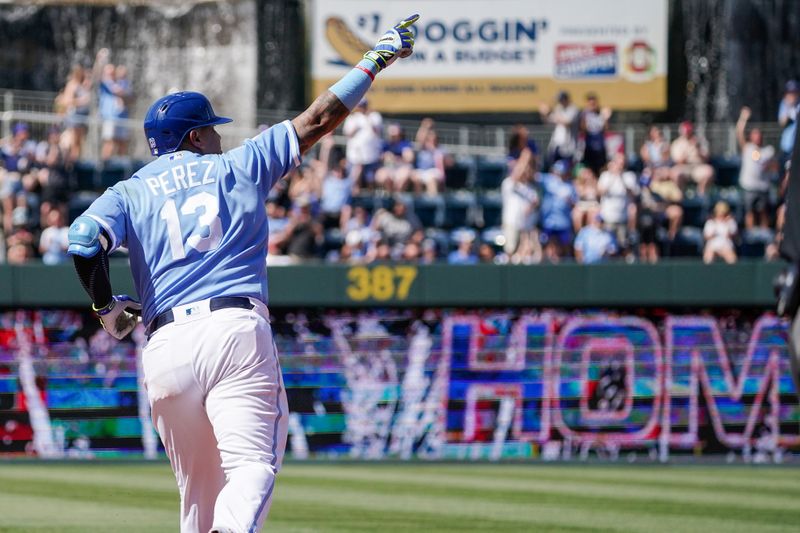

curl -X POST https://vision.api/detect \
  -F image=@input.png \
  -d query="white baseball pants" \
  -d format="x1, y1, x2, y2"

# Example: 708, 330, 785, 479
141, 297, 288, 533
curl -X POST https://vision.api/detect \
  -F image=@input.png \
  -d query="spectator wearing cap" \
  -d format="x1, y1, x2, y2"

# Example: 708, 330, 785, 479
736, 106, 776, 230
330, 229, 367, 264
342, 97, 383, 193
598, 153, 639, 256
501, 149, 541, 264
574, 212, 616, 264
703, 201, 737, 264
779, 80, 799, 169
669, 120, 714, 196
375, 123, 415, 193
448, 230, 479, 265
579, 92, 612, 177
539, 159, 577, 262
540, 90, 580, 169
1, 122, 37, 175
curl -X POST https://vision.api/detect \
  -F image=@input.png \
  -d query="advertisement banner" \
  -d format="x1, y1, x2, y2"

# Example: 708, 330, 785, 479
310, 0, 668, 112
1, 308, 797, 462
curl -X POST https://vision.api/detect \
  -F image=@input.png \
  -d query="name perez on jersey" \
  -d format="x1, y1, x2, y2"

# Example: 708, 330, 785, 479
145, 160, 216, 196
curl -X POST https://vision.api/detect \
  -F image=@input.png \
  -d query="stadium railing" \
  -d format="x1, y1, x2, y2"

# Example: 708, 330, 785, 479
2, 88, 785, 162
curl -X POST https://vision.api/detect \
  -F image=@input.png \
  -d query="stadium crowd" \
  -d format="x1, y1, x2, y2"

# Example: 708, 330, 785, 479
0, 80, 797, 266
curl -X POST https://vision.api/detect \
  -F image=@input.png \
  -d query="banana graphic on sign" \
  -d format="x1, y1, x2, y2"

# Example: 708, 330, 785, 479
326, 17, 372, 65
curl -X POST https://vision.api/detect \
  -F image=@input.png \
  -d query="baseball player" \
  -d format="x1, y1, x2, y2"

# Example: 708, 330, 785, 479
66, 13, 419, 533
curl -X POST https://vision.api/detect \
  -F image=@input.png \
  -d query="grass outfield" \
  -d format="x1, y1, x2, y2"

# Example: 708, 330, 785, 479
0, 462, 798, 532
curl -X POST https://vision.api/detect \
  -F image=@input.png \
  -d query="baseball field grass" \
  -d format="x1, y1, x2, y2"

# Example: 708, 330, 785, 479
0, 461, 797, 532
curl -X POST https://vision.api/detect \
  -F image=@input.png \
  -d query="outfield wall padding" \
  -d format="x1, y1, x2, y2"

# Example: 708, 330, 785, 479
0, 261, 785, 308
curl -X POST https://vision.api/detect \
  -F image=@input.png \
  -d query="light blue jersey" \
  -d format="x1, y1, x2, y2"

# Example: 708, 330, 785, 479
82, 120, 301, 326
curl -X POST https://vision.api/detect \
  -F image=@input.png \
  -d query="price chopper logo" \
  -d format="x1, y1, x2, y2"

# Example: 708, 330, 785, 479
554, 44, 618, 79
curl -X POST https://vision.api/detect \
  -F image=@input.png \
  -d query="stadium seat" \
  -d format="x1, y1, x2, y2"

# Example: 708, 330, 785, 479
481, 227, 505, 253
424, 228, 450, 257
412, 196, 443, 228
72, 160, 97, 191
350, 194, 376, 214
710, 156, 741, 188
680, 197, 708, 228
67, 191, 100, 223
373, 195, 395, 213
477, 192, 503, 229
99, 159, 130, 189
323, 229, 344, 255
738, 228, 773, 258
442, 191, 476, 229
444, 160, 471, 190
670, 226, 704, 257
475, 157, 507, 190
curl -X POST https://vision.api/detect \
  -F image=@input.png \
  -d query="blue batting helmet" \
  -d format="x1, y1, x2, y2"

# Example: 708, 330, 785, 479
143, 91, 232, 156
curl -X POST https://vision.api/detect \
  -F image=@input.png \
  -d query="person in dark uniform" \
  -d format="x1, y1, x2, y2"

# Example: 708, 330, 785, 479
775, 105, 800, 399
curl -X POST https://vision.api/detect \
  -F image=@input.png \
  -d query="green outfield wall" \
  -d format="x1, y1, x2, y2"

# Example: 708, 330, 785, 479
0, 260, 785, 308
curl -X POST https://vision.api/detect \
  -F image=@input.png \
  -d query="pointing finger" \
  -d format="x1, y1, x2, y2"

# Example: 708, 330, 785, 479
397, 13, 420, 29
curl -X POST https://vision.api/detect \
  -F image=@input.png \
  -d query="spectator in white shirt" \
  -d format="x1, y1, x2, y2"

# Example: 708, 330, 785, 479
38, 208, 69, 265
540, 90, 580, 168
703, 201, 738, 264
670, 120, 714, 197
598, 153, 639, 253
501, 149, 540, 263
736, 106, 776, 229
342, 98, 383, 192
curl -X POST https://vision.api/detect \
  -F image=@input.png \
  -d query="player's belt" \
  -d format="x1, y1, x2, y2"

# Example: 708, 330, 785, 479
145, 296, 255, 338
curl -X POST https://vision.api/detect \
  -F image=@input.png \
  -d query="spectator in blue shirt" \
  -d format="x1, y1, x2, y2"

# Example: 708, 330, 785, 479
319, 157, 353, 230
447, 230, 479, 265
539, 160, 577, 262
574, 212, 617, 264
98, 62, 133, 160
779, 79, 799, 169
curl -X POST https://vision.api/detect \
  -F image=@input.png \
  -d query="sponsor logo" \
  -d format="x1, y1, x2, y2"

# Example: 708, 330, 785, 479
554, 44, 617, 78
622, 40, 656, 82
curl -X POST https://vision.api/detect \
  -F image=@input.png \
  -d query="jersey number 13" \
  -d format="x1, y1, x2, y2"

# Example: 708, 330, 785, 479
159, 192, 222, 260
